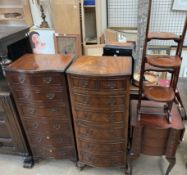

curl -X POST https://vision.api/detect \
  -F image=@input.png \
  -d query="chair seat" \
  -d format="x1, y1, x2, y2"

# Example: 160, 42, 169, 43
146, 55, 181, 68
148, 32, 180, 42
144, 86, 175, 102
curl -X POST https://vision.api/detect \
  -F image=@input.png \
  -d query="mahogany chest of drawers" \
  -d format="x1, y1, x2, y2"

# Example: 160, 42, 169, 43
129, 100, 185, 175
0, 80, 31, 167
5, 54, 77, 163
67, 56, 132, 169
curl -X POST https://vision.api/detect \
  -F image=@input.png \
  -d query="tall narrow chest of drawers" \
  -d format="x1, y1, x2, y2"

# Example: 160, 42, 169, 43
67, 56, 132, 169
5, 54, 77, 163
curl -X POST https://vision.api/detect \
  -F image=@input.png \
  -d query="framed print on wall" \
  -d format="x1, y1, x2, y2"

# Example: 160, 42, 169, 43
172, 0, 187, 11
54, 33, 81, 57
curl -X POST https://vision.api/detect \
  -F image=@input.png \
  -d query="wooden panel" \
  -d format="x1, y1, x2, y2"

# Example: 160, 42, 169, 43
51, 0, 80, 34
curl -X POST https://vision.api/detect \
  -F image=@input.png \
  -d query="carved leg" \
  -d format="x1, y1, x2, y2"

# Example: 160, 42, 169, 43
76, 161, 86, 171
23, 156, 34, 168
165, 157, 176, 175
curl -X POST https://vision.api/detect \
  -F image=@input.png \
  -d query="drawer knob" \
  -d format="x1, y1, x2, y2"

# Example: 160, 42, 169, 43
36, 137, 42, 143
49, 149, 53, 153
43, 77, 52, 84
46, 136, 50, 140
32, 122, 39, 129
53, 124, 61, 130
80, 80, 89, 88
28, 109, 36, 115
24, 93, 30, 99
50, 108, 58, 112
107, 81, 116, 89
46, 93, 55, 100
18, 76, 25, 84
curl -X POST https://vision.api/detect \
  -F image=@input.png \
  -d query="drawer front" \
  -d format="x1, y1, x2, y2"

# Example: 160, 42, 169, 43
0, 124, 11, 138
73, 94, 127, 107
75, 110, 125, 124
13, 90, 66, 103
6, 72, 65, 86
22, 118, 71, 133
78, 139, 125, 153
18, 104, 67, 118
28, 133, 73, 147
70, 76, 129, 90
79, 151, 125, 167
77, 123, 125, 141
0, 137, 15, 148
32, 146, 76, 159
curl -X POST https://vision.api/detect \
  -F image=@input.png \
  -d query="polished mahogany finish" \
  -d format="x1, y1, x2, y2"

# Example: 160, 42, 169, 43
0, 80, 32, 168
129, 100, 185, 175
144, 86, 175, 102
67, 56, 132, 170
5, 54, 77, 163
146, 55, 181, 68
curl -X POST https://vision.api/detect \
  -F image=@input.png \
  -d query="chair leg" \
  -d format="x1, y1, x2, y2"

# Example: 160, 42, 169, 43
165, 157, 176, 175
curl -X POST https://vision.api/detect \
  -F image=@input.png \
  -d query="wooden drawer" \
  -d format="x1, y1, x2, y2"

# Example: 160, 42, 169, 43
70, 76, 129, 90
32, 146, 76, 159
78, 139, 125, 153
0, 123, 11, 138
77, 123, 125, 141
22, 118, 71, 133
75, 110, 125, 124
79, 151, 125, 167
73, 93, 127, 108
28, 132, 73, 147
6, 72, 65, 86
18, 104, 67, 118
13, 90, 66, 103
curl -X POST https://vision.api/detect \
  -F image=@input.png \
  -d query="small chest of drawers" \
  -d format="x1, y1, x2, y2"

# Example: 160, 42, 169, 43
67, 56, 132, 170
129, 100, 185, 175
5, 54, 77, 163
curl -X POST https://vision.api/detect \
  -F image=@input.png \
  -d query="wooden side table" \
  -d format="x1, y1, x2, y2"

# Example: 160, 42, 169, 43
129, 100, 185, 175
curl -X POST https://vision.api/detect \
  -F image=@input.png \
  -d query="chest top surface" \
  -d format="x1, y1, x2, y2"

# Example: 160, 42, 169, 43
66, 56, 132, 76
131, 100, 184, 130
6, 54, 73, 72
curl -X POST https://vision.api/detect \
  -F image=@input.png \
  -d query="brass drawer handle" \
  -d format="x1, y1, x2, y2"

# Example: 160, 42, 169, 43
46, 93, 55, 100
43, 77, 52, 84
46, 136, 50, 140
32, 122, 39, 129
80, 80, 89, 88
28, 109, 36, 115
36, 137, 42, 143
107, 97, 116, 105
50, 108, 58, 112
18, 76, 25, 84
53, 123, 61, 130
107, 81, 116, 89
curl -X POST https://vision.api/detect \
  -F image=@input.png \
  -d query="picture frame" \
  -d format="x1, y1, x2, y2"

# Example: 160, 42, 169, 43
54, 33, 81, 57
172, 0, 187, 11
28, 28, 55, 54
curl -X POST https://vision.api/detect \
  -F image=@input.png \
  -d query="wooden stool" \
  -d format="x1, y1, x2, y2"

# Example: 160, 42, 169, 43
129, 100, 185, 175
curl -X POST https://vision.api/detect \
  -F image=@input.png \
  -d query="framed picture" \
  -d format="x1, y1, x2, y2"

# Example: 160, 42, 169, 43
172, 0, 187, 11
54, 33, 81, 57
28, 28, 55, 54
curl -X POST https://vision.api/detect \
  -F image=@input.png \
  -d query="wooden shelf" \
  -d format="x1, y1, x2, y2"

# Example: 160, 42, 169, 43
144, 86, 175, 102
148, 32, 180, 42
146, 55, 181, 68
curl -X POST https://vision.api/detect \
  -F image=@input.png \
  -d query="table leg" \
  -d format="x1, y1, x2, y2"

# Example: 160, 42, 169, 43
165, 157, 176, 175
